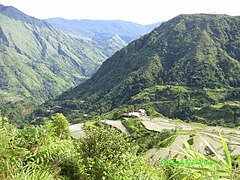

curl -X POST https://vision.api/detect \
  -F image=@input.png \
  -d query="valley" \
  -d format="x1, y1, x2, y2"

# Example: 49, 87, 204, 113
46, 18, 160, 56
0, 5, 159, 105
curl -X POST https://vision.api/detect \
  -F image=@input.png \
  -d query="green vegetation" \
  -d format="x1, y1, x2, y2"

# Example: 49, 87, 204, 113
1, 9, 240, 179
167, 133, 240, 179
0, 114, 163, 179
1, 113, 239, 179
0, 5, 106, 104
122, 118, 176, 153
0, 113, 74, 179
0, 5, 160, 123
0, 98, 34, 127
187, 134, 195, 145
78, 123, 162, 179
132, 85, 240, 127
44, 14, 240, 127
42, 85, 240, 128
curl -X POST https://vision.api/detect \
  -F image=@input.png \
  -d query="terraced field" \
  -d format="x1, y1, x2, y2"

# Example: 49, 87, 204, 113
103, 120, 129, 134
69, 120, 129, 139
69, 116, 240, 163
140, 117, 240, 162
69, 123, 85, 139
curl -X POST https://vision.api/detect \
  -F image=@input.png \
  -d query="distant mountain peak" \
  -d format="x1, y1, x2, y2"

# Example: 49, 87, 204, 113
0, 4, 47, 26
46, 18, 161, 43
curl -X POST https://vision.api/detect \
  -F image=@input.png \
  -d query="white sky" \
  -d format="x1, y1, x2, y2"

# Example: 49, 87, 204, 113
0, 0, 239, 24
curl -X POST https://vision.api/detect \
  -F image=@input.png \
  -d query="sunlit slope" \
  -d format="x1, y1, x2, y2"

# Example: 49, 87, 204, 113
53, 14, 240, 114
0, 5, 106, 103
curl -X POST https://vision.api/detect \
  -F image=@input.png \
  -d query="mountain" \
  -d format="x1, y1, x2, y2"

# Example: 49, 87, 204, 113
92, 33, 127, 57
46, 18, 161, 43
46, 18, 161, 56
46, 14, 240, 124
0, 5, 107, 103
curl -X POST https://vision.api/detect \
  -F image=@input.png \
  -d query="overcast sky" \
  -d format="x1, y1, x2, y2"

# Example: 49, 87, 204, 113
0, 0, 239, 24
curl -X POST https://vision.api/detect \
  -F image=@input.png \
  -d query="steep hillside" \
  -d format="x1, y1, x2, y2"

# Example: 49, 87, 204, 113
0, 5, 107, 103
92, 33, 127, 57
46, 18, 160, 56
45, 14, 240, 123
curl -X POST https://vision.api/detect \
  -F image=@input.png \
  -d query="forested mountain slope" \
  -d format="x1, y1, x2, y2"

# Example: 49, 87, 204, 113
46, 14, 240, 123
0, 5, 107, 103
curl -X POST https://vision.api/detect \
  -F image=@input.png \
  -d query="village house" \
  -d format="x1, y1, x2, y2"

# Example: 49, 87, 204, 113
123, 108, 147, 118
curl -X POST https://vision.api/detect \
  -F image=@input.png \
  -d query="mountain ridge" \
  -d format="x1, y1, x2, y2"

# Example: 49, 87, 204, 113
50, 14, 240, 117
46, 18, 161, 42
46, 18, 161, 57
0, 4, 49, 27
0, 4, 161, 124
0, 5, 107, 103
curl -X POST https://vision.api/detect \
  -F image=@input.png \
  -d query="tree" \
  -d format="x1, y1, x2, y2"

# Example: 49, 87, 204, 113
75, 125, 161, 179
50, 113, 71, 140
